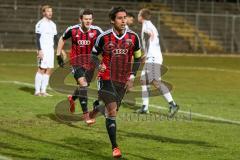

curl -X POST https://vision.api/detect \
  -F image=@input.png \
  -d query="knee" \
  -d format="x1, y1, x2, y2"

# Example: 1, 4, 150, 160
78, 78, 88, 87
152, 80, 161, 88
107, 109, 117, 117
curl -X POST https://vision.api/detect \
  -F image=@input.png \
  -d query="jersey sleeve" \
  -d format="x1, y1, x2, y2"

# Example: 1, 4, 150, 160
92, 35, 104, 55
96, 27, 104, 36
143, 23, 153, 34
35, 21, 43, 34
133, 33, 142, 58
133, 34, 141, 51
62, 26, 72, 40
53, 23, 57, 35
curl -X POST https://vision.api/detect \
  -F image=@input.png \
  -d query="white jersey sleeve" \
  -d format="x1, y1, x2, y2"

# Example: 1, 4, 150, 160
142, 20, 162, 63
52, 22, 57, 35
35, 20, 43, 34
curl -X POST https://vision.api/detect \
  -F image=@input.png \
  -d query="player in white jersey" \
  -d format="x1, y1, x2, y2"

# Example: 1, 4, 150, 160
34, 5, 57, 96
137, 8, 179, 117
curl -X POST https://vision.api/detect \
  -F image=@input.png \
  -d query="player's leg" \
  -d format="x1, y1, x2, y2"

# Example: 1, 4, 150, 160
34, 67, 45, 96
138, 64, 150, 113
77, 77, 89, 113
99, 81, 123, 158
72, 67, 95, 124
68, 87, 79, 113
89, 79, 105, 119
68, 67, 86, 113
105, 102, 121, 158
141, 79, 150, 113
41, 68, 52, 96
40, 48, 54, 96
152, 79, 179, 117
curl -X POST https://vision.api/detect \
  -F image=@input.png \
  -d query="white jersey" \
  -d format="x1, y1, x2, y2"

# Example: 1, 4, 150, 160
35, 17, 57, 68
141, 20, 162, 64
35, 17, 57, 49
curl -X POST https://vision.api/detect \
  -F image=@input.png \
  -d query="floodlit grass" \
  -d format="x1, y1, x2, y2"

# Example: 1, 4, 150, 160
0, 52, 240, 160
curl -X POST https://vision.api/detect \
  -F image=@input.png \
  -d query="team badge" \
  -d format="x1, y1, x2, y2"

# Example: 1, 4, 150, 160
89, 33, 95, 38
120, 39, 133, 49
103, 42, 118, 53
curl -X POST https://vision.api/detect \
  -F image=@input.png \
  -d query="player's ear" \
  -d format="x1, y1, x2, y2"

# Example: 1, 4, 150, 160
110, 20, 114, 24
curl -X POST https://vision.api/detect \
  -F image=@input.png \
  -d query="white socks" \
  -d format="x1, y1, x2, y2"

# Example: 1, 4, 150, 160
142, 85, 150, 110
159, 83, 174, 103
41, 74, 50, 93
35, 72, 49, 94
35, 72, 43, 94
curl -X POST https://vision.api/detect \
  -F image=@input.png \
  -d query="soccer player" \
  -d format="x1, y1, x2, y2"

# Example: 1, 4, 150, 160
126, 12, 135, 28
137, 8, 179, 117
90, 7, 141, 158
35, 5, 57, 96
56, 9, 103, 124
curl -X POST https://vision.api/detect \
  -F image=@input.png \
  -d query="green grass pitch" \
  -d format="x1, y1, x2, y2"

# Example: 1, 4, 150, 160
0, 51, 240, 160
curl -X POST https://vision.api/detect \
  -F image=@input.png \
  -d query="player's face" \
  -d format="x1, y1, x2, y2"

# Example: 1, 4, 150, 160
138, 11, 143, 23
112, 12, 127, 32
81, 14, 93, 29
126, 16, 134, 26
44, 8, 53, 19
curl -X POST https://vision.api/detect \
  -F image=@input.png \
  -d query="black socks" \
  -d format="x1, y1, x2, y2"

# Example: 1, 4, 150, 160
106, 117, 117, 149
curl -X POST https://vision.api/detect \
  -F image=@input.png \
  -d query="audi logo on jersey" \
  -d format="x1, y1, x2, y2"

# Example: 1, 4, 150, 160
112, 49, 128, 55
78, 40, 91, 46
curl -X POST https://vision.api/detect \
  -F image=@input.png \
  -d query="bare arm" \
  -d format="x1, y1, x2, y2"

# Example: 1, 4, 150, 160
56, 36, 65, 67
56, 36, 65, 56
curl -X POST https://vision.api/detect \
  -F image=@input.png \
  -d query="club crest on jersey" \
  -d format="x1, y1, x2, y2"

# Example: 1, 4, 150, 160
125, 39, 133, 45
119, 39, 133, 49
103, 42, 118, 53
89, 33, 95, 38
78, 40, 91, 46
112, 49, 128, 55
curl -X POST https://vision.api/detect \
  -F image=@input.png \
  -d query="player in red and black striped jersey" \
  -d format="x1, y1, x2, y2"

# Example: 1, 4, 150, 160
90, 7, 142, 158
56, 9, 103, 125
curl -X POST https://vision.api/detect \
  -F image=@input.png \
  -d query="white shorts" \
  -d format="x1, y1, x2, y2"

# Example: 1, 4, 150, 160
141, 57, 162, 83
38, 47, 54, 69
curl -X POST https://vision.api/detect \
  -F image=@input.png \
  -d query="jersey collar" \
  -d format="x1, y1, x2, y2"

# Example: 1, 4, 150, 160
79, 25, 91, 33
112, 28, 127, 40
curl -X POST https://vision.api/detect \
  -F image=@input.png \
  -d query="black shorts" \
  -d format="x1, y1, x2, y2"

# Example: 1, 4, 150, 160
72, 66, 94, 84
98, 80, 126, 109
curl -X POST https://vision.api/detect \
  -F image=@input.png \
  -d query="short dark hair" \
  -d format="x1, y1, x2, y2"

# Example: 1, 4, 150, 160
79, 9, 93, 19
127, 12, 135, 18
140, 8, 151, 20
109, 7, 127, 21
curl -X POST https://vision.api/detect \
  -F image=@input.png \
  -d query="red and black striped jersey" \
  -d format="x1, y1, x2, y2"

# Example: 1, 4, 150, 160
93, 28, 141, 83
62, 24, 103, 69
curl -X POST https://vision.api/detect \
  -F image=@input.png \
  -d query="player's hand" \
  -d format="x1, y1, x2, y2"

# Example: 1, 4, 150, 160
57, 55, 64, 68
125, 74, 135, 91
125, 79, 134, 92
61, 50, 67, 60
37, 50, 44, 59
98, 64, 106, 72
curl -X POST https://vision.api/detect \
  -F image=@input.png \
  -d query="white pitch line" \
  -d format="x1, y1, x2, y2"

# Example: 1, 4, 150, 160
0, 80, 35, 88
1, 80, 240, 125
1, 62, 240, 74
169, 66, 240, 74
0, 63, 35, 67
0, 80, 53, 91
145, 103, 240, 125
